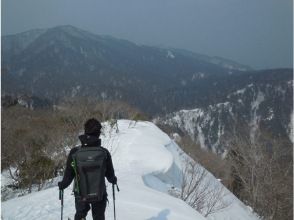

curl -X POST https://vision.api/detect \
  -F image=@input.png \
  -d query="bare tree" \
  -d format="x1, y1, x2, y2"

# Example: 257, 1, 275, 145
226, 133, 293, 220
169, 160, 230, 217
170, 134, 231, 187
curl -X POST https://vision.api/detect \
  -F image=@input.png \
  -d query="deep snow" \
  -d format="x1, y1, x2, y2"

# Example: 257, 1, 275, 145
2, 120, 259, 220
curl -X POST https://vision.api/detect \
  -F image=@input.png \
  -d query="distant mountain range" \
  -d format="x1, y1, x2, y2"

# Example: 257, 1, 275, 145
2, 25, 252, 113
2, 25, 293, 150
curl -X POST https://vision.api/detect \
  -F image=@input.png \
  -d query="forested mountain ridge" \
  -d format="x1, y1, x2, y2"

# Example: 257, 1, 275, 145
156, 72, 293, 153
2, 25, 251, 114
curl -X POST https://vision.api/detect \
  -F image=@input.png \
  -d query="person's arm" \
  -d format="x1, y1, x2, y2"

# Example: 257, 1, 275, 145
105, 150, 117, 184
58, 148, 76, 190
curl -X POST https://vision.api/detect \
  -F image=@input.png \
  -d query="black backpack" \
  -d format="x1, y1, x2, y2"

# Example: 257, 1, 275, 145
71, 146, 108, 202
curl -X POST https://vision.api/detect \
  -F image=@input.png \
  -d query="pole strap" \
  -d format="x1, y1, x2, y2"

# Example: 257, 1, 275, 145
116, 184, 120, 192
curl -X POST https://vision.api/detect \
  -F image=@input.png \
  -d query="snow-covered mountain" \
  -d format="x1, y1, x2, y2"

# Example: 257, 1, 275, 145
1, 120, 259, 220
156, 76, 293, 153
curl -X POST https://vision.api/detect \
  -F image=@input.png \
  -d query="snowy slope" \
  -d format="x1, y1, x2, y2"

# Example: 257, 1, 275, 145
2, 120, 258, 220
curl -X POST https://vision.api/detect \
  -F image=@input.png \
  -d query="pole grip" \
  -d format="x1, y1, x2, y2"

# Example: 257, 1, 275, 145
59, 190, 62, 200
59, 189, 64, 220
112, 184, 116, 200
59, 190, 64, 205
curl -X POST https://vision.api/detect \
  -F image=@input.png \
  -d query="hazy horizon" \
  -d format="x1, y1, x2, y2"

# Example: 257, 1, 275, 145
2, 0, 293, 70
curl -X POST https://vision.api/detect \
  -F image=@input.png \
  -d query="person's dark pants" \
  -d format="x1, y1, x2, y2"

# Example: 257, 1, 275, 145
74, 196, 107, 220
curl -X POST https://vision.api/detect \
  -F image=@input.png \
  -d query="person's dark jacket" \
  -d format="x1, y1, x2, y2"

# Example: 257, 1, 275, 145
58, 134, 117, 192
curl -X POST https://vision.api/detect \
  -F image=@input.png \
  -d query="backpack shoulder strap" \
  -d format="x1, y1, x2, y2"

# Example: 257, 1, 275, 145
99, 146, 110, 158
71, 146, 81, 159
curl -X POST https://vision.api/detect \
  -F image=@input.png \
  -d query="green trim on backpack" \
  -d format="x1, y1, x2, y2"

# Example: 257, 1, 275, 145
71, 158, 80, 195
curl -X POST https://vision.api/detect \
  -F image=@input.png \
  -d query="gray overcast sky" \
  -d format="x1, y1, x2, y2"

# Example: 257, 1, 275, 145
1, 0, 293, 69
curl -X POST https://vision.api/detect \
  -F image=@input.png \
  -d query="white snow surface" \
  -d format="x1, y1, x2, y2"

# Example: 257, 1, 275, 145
250, 91, 265, 142
2, 120, 259, 220
166, 50, 175, 59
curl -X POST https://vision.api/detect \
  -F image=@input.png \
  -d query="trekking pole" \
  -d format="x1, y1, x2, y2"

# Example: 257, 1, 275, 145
112, 184, 120, 220
59, 189, 64, 220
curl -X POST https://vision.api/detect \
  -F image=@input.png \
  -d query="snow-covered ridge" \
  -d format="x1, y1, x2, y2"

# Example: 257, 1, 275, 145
2, 120, 258, 220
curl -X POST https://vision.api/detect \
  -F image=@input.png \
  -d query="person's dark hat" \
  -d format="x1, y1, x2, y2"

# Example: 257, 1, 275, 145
84, 118, 102, 136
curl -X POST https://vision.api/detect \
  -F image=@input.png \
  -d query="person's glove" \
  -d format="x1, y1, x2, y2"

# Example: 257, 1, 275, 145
112, 176, 117, 185
58, 181, 65, 190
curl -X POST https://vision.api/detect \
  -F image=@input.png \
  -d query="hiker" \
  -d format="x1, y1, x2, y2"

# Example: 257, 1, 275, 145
58, 118, 117, 220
